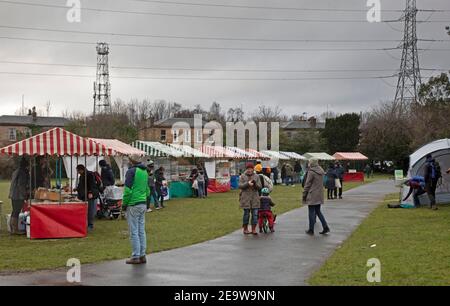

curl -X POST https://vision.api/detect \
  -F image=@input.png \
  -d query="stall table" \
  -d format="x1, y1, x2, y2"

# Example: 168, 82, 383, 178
208, 178, 231, 193
30, 203, 88, 239
343, 172, 365, 182
169, 181, 193, 198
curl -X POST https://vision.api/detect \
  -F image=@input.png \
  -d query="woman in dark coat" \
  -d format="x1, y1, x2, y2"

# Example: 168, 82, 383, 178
325, 164, 337, 200
8, 158, 29, 234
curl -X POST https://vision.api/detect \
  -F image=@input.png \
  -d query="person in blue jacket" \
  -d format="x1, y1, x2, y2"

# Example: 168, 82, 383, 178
402, 176, 426, 208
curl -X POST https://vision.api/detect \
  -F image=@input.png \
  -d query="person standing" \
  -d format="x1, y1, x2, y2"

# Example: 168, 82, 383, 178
197, 169, 206, 199
201, 163, 209, 198
76, 165, 100, 232
99, 160, 115, 187
146, 161, 160, 212
155, 166, 166, 208
272, 165, 279, 185
424, 154, 441, 210
294, 161, 302, 184
285, 163, 295, 186
123, 155, 150, 264
303, 159, 330, 235
8, 158, 29, 235
239, 163, 262, 235
325, 164, 337, 200
280, 164, 286, 185
334, 162, 345, 199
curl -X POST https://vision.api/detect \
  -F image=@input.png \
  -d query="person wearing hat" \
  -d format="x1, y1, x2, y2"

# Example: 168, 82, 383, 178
123, 155, 150, 264
239, 162, 262, 235
99, 159, 115, 188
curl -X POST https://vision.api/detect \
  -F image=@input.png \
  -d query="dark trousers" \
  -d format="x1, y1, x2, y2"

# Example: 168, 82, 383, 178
327, 189, 334, 199
87, 199, 97, 229
308, 205, 328, 232
204, 179, 209, 197
413, 188, 426, 207
334, 179, 343, 198
426, 180, 438, 206
11, 199, 24, 218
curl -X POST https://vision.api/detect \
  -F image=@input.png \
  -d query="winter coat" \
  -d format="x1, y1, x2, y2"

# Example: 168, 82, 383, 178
284, 164, 294, 176
77, 171, 100, 201
239, 172, 262, 209
9, 168, 29, 200
147, 170, 156, 188
303, 165, 325, 206
100, 164, 115, 187
258, 173, 273, 192
123, 163, 150, 207
294, 162, 302, 173
325, 168, 337, 190
335, 166, 345, 180
260, 195, 275, 211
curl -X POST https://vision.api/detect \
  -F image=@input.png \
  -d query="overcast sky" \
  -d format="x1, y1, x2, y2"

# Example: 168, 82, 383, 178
0, 0, 449, 118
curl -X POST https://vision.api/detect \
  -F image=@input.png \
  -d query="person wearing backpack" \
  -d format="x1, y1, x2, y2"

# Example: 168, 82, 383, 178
75, 165, 100, 232
424, 154, 441, 210
255, 164, 273, 196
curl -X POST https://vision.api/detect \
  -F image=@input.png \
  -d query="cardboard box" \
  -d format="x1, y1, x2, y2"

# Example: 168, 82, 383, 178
34, 188, 61, 202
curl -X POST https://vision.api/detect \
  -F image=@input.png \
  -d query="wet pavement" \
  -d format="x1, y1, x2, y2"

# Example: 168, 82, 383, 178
0, 180, 396, 286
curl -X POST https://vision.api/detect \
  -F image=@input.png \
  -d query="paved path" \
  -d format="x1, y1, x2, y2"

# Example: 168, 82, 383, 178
0, 180, 396, 286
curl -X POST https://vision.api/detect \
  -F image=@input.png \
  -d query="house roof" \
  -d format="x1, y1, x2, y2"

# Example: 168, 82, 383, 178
153, 117, 208, 128
0, 115, 69, 127
281, 121, 325, 130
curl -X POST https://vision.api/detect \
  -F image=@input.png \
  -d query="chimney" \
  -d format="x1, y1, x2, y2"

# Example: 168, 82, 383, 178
32, 106, 37, 122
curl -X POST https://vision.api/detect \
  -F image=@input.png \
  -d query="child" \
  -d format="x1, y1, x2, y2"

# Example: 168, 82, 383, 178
197, 170, 206, 199
258, 187, 276, 233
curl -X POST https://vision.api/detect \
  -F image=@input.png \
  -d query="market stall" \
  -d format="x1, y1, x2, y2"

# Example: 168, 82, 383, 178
200, 146, 239, 193
0, 127, 112, 239
89, 138, 146, 182
333, 152, 369, 182
132, 140, 184, 199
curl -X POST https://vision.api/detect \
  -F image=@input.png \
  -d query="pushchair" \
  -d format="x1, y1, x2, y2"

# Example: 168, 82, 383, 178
97, 186, 124, 220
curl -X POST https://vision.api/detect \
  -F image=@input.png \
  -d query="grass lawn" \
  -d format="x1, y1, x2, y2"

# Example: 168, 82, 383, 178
309, 193, 450, 286
0, 175, 386, 273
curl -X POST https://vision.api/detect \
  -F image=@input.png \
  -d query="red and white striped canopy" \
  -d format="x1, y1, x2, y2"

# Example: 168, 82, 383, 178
0, 128, 113, 156
200, 145, 242, 159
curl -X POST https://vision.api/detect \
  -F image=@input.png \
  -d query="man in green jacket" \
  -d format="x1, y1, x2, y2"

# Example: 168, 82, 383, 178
123, 155, 150, 264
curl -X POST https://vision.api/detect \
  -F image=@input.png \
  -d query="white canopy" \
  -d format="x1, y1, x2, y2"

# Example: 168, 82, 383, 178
280, 151, 306, 160
168, 144, 211, 158
303, 152, 336, 161
405, 139, 450, 205
261, 150, 290, 160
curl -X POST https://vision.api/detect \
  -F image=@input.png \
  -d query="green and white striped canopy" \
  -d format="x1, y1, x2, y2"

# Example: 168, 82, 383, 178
132, 141, 183, 158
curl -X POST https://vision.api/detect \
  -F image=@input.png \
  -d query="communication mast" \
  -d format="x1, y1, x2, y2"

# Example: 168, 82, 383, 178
93, 42, 111, 116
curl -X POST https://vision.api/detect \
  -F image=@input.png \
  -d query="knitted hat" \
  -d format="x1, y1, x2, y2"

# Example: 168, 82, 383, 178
245, 162, 254, 169
254, 164, 263, 173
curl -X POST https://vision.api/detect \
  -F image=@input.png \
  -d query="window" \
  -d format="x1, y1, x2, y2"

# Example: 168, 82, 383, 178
172, 129, 179, 143
195, 129, 203, 143
8, 128, 17, 141
160, 129, 167, 142
184, 129, 191, 143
